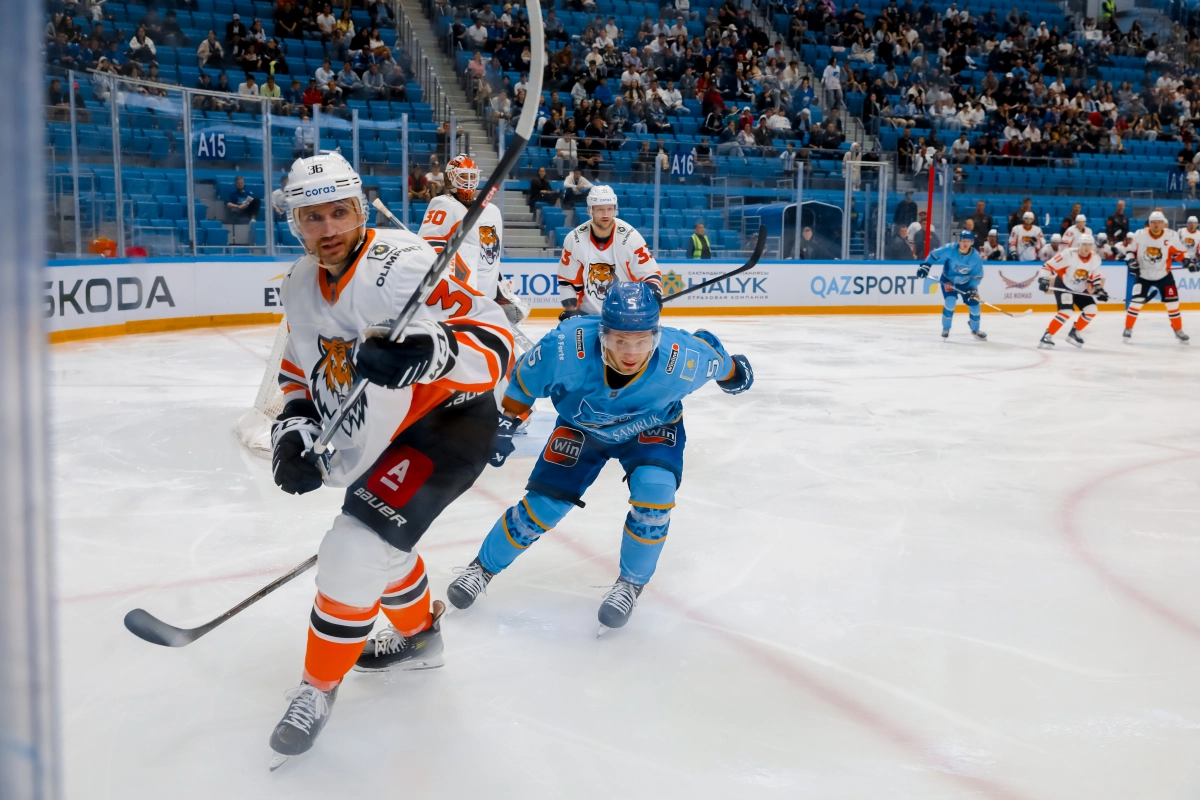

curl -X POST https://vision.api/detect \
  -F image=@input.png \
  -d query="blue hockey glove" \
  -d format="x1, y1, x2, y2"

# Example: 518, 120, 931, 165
916, 262, 932, 279
717, 354, 754, 395
271, 399, 327, 495
490, 413, 519, 467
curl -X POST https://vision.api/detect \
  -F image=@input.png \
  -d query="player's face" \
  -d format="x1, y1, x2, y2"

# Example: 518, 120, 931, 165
957, 239, 972, 254
1149, 220, 1165, 235
1078, 242, 1093, 257
590, 203, 617, 233
1190, 224, 1198, 232
296, 199, 365, 268
602, 329, 656, 374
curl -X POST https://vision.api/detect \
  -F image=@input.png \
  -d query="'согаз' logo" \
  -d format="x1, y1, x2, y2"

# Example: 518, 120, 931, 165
662, 270, 686, 297
311, 335, 367, 434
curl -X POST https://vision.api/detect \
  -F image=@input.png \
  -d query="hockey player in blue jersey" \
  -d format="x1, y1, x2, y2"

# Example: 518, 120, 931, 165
445, 281, 754, 633
917, 229, 988, 341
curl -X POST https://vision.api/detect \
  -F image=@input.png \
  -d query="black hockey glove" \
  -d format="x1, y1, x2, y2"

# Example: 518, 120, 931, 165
716, 354, 755, 395
1187, 259, 1200, 273
1095, 288, 1110, 302
271, 399, 327, 496
356, 320, 453, 390
1126, 254, 1140, 275
490, 413, 519, 467
961, 286, 980, 303
1037, 276, 1051, 293
559, 299, 587, 321
916, 261, 932, 279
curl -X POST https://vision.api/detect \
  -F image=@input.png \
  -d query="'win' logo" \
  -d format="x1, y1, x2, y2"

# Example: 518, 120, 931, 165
544, 426, 585, 466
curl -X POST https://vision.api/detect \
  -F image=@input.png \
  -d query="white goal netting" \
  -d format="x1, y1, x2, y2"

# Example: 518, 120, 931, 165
235, 317, 289, 456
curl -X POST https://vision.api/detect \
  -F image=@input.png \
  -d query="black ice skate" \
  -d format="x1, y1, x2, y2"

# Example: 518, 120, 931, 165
970, 329, 988, 341
1067, 329, 1085, 348
268, 681, 338, 771
1122, 328, 1133, 342
445, 557, 496, 610
1038, 332, 1055, 349
597, 578, 644, 636
1176, 329, 1191, 344
940, 329, 949, 340
353, 600, 446, 673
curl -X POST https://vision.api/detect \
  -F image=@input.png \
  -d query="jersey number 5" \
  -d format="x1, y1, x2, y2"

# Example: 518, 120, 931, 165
426, 281, 473, 317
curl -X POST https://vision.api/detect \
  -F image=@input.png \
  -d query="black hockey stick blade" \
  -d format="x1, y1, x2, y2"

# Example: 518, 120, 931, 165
123, 554, 318, 648
662, 225, 768, 303
307, 0, 546, 457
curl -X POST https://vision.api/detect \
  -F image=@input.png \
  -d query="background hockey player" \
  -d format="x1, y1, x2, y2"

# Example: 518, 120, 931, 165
917, 229, 987, 341
1009, 211, 1045, 261
444, 282, 754, 633
1061, 214, 1092, 249
266, 152, 514, 766
1037, 232, 1106, 349
558, 185, 661, 319
1038, 232, 1064, 262
1178, 216, 1200, 261
980, 228, 1006, 260
1096, 232, 1116, 260
1124, 210, 1197, 343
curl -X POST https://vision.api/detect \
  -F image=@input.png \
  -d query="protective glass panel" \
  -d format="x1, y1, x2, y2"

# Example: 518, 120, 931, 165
117, 86, 187, 258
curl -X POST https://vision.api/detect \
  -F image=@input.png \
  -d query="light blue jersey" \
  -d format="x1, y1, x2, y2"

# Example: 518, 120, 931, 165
928, 242, 984, 290
505, 317, 733, 445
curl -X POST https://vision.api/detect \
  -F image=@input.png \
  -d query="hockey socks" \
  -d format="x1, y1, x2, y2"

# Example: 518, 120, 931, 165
619, 466, 676, 585
478, 492, 573, 573
379, 556, 432, 637
1168, 300, 1183, 330
1047, 312, 1070, 336
1125, 303, 1141, 330
1075, 310, 1096, 331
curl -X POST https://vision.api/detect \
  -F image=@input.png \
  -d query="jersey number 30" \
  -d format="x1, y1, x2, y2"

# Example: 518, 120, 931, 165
423, 209, 447, 226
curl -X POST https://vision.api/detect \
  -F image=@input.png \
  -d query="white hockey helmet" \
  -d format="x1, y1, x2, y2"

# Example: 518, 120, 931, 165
1050, 233, 1062, 243
1075, 214, 1086, 223
1023, 211, 1034, 220
988, 228, 998, 237
587, 184, 619, 213
284, 151, 369, 244
1148, 210, 1168, 224
1189, 215, 1198, 225
1078, 232, 1095, 245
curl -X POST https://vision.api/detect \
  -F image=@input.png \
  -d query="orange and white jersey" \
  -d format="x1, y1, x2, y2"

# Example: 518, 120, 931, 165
278, 227, 513, 487
1008, 224, 1044, 261
1039, 247, 1103, 293
1037, 242, 1063, 262
1061, 224, 1092, 249
1177, 225, 1200, 259
558, 218, 661, 314
1128, 226, 1186, 280
417, 194, 505, 301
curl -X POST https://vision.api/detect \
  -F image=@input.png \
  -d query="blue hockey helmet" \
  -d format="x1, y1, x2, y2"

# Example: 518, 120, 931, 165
598, 281, 662, 373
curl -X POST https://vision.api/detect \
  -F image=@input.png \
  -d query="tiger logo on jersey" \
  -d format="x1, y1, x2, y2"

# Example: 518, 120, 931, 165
587, 262, 615, 298
311, 335, 367, 433
1072, 268, 1090, 282
1145, 246, 1163, 261
479, 225, 499, 265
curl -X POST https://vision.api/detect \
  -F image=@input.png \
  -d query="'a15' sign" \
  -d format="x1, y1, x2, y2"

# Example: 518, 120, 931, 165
195, 131, 226, 159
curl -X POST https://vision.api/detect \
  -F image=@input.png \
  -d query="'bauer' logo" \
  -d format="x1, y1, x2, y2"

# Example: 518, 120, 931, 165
544, 426, 585, 466
311, 335, 367, 434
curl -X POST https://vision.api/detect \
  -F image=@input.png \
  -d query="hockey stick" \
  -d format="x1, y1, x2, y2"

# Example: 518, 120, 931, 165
660, 225, 768, 303
928, 273, 1031, 318
123, 555, 317, 647
373, 197, 537, 352
305, 0, 545, 460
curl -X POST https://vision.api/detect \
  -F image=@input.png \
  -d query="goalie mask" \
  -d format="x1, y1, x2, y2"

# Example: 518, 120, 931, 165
446, 155, 481, 203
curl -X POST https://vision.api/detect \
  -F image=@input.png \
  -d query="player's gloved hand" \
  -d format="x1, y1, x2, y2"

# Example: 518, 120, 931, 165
1126, 254, 1140, 275
916, 262, 932, 279
1037, 277, 1050, 293
356, 319, 452, 390
1187, 259, 1200, 273
490, 412, 519, 467
1095, 288, 1110, 301
271, 400, 327, 495
961, 286, 980, 303
717, 354, 754, 395
558, 305, 587, 322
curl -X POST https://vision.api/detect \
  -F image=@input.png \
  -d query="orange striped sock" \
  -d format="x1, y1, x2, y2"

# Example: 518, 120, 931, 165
1047, 312, 1069, 335
302, 592, 379, 691
1075, 312, 1095, 331
380, 556, 431, 637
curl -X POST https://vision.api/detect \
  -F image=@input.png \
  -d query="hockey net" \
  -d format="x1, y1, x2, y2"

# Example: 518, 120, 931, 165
235, 317, 290, 456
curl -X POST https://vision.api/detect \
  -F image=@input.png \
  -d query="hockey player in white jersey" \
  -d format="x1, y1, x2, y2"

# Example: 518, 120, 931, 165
558, 184, 662, 319
1178, 216, 1200, 260
1123, 210, 1197, 343
1060, 214, 1092, 249
1096, 232, 1116, 260
266, 152, 515, 767
1037, 232, 1107, 349
1008, 212, 1044, 261
980, 228, 1007, 260
1037, 232, 1064, 261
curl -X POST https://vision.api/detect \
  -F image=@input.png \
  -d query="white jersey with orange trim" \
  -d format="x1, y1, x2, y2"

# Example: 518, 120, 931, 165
1060, 224, 1092, 249
1037, 243, 1063, 262
417, 194, 505, 301
558, 218, 661, 314
1008, 223, 1045, 261
1177, 225, 1200, 259
277, 227, 513, 487
1127, 226, 1186, 281
1039, 247, 1104, 293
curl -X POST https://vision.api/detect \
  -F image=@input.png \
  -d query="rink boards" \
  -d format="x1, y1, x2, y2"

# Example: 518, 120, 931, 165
43, 256, 1200, 342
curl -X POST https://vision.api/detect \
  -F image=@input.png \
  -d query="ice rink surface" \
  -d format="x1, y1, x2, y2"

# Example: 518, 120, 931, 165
51, 312, 1200, 799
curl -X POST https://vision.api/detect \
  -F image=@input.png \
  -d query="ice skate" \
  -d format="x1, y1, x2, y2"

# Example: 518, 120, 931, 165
1067, 329, 1084, 348
597, 578, 644, 636
1122, 328, 1133, 342
1176, 329, 1191, 344
1038, 332, 1055, 349
970, 329, 987, 341
940, 329, 949, 340
445, 557, 496, 610
268, 681, 338, 771
353, 600, 446, 673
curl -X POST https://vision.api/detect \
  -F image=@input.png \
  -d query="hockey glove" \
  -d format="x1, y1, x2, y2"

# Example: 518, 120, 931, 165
961, 286, 980, 303
915, 262, 932, 279
1095, 288, 1110, 302
1126, 254, 1140, 275
1187, 259, 1200, 273
496, 278, 531, 324
490, 412, 519, 467
271, 399, 327, 496
356, 319, 453, 390
1037, 277, 1051, 293
716, 354, 755, 395
559, 305, 587, 322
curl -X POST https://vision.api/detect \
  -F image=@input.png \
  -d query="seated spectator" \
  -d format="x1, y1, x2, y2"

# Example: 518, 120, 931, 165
694, 136, 715, 169
261, 73, 282, 110
384, 64, 408, 101
885, 225, 915, 260
126, 25, 157, 64
197, 30, 224, 67
301, 78, 324, 110
281, 78, 304, 114
647, 97, 674, 134
292, 111, 315, 157
361, 63, 386, 100
271, 175, 289, 221
226, 176, 260, 223
562, 168, 593, 209
315, 60, 335, 90
237, 73, 260, 111
554, 130, 579, 176
409, 169, 430, 202
336, 60, 361, 96
227, 12, 249, 44
426, 159, 445, 196
528, 166, 559, 210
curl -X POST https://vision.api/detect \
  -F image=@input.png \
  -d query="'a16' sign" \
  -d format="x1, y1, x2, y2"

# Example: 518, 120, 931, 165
195, 131, 226, 159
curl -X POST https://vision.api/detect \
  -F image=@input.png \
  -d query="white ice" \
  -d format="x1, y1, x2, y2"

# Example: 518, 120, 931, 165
51, 311, 1200, 800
